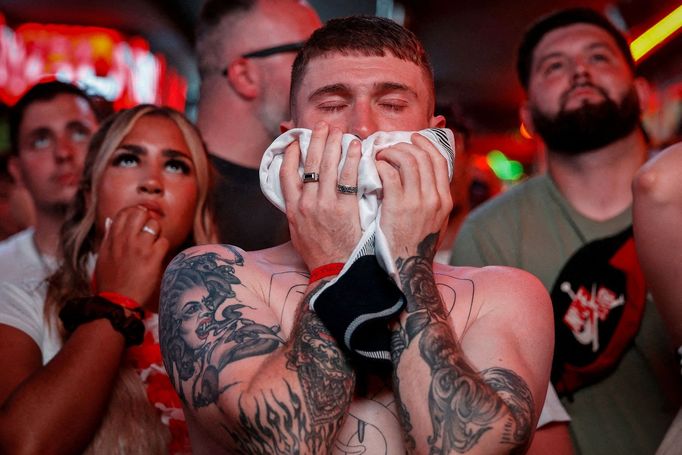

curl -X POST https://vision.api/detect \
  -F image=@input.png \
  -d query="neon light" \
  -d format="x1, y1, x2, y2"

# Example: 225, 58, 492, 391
0, 21, 186, 109
630, 4, 682, 62
519, 121, 533, 139
486, 150, 525, 181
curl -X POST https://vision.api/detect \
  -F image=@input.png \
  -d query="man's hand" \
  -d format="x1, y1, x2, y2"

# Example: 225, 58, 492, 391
280, 122, 362, 271
376, 133, 453, 261
95, 205, 169, 308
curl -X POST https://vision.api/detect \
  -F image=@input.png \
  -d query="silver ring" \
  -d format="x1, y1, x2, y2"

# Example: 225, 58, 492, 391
302, 172, 320, 183
337, 184, 358, 194
142, 225, 157, 236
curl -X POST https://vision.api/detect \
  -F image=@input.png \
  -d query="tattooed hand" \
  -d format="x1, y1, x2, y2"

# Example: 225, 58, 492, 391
376, 133, 452, 260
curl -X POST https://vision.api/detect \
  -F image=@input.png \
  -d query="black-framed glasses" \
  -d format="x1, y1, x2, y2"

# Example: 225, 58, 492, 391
242, 41, 305, 59
221, 41, 305, 76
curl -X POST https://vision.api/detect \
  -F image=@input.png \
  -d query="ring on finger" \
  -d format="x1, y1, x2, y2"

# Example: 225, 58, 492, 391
302, 172, 320, 183
141, 225, 158, 236
337, 183, 358, 195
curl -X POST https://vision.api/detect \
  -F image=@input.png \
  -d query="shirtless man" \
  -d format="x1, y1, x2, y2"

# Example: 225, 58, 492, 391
159, 16, 553, 454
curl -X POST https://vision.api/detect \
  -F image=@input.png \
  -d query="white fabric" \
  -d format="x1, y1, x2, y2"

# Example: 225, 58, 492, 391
537, 383, 571, 428
260, 127, 455, 288
0, 253, 95, 365
0, 228, 57, 285
0, 279, 61, 363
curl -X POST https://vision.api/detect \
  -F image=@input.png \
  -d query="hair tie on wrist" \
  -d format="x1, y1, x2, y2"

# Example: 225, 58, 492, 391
309, 263, 344, 284
98, 291, 141, 310
59, 296, 145, 346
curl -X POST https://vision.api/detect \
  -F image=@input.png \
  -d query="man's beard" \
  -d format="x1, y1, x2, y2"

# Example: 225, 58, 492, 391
530, 84, 641, 155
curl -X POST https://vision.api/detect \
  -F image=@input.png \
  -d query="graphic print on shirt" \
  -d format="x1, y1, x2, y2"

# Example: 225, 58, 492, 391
550, 227, 646, 395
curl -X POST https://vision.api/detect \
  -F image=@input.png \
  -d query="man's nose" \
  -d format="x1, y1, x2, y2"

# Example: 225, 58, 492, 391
54, 135, 76, 162
348, 101, 378, 139
571, 56, 592, 84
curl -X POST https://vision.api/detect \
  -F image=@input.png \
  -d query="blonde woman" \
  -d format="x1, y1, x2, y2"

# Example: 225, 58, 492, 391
0, 104, 214, 454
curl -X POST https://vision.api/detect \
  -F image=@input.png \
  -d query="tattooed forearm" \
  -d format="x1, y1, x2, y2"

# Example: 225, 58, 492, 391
392, 234, 535, 453
287, 309, 355, 424
226, 296, 355, 452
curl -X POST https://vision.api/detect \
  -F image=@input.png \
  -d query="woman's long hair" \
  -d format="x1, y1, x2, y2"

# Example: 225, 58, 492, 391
45, 104, 215, 454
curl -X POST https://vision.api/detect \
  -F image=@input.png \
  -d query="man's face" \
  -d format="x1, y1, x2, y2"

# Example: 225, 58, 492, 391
250, 1, 322, 138
287, 53, 444, 138
523, 24, 642, 153
10, 94, 97, 213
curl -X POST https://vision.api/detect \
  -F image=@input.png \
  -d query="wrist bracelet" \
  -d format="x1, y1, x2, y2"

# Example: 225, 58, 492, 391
309, 262, 345, 283
59, 296, 145, 346
97, 291, 141, 310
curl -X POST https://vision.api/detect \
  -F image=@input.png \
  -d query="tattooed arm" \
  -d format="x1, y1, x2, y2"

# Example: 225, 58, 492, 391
376, 135, 553, 454
390, 235, 552, 454
159, 245, 355, 453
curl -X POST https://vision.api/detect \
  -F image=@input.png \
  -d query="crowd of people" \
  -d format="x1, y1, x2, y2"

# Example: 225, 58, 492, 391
0, 1, 679, 454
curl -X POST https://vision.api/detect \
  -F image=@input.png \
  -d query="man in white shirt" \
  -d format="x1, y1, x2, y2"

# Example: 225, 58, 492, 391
1, 81, 99, 285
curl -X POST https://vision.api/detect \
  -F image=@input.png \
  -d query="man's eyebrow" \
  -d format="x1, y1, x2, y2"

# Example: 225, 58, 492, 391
534, 51, 564, 70
585, 42, 617, 54
308, 83, 352, 102
308, 82, 418, 101
375, 82, 417, 97
25, 126, 52, 138
66, 120, 94, 131
535, 41, 619, 70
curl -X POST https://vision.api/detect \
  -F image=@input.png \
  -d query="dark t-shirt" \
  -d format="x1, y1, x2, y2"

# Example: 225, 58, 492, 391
209, 154, 290, 250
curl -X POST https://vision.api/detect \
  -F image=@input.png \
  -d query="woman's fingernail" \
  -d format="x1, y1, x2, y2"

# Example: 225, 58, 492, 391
105, 217, 113, 232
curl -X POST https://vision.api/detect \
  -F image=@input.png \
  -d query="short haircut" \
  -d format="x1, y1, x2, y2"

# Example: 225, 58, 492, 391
516, 7, 635, 90
195, 0, 256, 78
8, 81, 95, 156
290, 15, 435, 114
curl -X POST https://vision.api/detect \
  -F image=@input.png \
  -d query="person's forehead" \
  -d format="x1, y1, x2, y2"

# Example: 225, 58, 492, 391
21, 94, 95, 130
299, 52, 430, 96
533, 23, 622, 61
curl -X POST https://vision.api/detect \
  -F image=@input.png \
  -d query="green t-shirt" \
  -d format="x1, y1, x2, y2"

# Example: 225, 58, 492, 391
452, 174, 680, 455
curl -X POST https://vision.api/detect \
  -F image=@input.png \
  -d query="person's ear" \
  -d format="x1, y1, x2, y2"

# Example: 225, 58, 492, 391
633, 77, 651, 112
225, 57, 259, 99
280, 119, 294, 133
7, 156, 25, 188
429, 114, 446, 128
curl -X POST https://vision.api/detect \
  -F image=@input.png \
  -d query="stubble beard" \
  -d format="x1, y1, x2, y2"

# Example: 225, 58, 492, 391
258, 87, 289, 141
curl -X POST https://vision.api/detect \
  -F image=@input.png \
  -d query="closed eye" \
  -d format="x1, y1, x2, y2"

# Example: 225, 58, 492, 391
318, 103, 347, 113
379, 101, 407, 112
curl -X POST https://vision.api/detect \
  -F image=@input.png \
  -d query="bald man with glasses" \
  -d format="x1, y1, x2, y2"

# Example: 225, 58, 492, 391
195, 0, 321, 249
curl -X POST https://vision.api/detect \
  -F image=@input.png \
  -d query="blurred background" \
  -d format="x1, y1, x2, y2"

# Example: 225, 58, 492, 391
0, 0, 680, 202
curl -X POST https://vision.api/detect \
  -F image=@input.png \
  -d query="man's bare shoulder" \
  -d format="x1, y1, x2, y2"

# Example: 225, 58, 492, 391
434, 263, 551, 318
171, 242, 306, 283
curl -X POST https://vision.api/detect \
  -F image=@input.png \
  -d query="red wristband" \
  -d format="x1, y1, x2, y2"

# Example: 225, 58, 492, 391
309, 263, 344, 284
98, 291, 141, 310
